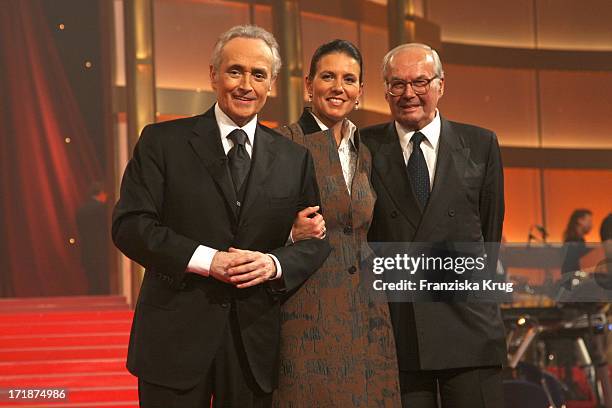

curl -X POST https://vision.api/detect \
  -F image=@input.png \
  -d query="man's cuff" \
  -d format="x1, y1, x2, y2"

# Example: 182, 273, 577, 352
267, 254, 282, 280
186, 245, 218, 277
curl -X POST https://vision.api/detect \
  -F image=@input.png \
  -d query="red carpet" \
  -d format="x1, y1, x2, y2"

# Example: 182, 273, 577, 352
0, 296, 137, 407
2, 296, 608, 407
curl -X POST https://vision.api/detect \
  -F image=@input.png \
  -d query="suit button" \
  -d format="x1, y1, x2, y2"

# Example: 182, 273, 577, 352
343, 226, 353, 235
348, 266, 357, 274
391, 210, 398, 218
221, 302, 230, 309
448, 209, 456, 217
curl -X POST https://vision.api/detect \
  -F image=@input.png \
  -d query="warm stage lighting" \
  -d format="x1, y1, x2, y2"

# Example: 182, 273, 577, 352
68, 238, 76, 244
58, 23, 65, 30
64, 137, 71, 143
84, 61, 92, 69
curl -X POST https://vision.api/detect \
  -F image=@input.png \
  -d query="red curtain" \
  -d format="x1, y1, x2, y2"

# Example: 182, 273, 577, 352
0, 0, 103, 296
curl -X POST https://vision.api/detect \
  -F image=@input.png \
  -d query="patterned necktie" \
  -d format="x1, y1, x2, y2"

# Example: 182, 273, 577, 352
407, 131, 430, 210
227, 129, 251, 194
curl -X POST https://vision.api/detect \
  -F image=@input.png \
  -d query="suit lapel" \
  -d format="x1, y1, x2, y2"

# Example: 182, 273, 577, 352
239, 124, 276, 219
372, 122, 422, 229
189, 107, 238, 222
416, 118, 469, 240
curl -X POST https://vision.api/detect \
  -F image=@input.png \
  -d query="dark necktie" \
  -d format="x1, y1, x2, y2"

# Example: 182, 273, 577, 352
227, 129, 251, 194
407, 131, 430, 210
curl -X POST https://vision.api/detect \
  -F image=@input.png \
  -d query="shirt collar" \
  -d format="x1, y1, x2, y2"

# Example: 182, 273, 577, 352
215, 103, 257, 146
395, 109, 441, 151
309, 110, 357, 147
342, 119, 357, 148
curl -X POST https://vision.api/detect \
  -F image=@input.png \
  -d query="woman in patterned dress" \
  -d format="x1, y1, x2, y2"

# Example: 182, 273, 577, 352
273, 40, 401, 408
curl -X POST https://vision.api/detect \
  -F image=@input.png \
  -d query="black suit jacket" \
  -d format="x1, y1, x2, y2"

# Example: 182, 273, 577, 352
112, 106, 330, 391
362, 117, 506, 371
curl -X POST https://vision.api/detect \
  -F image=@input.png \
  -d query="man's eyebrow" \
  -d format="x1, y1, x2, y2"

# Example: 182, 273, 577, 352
388, 75, 430, 81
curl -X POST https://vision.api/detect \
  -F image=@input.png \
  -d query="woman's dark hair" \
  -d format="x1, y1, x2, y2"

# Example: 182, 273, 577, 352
308, 39, 363, 83
563, 208, 592, 242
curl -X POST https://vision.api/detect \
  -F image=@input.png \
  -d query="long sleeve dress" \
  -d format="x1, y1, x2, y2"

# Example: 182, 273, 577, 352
272, 109, 401, 408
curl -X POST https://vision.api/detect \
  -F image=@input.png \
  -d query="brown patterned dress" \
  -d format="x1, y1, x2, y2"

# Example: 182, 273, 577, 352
272, 114, 401, 408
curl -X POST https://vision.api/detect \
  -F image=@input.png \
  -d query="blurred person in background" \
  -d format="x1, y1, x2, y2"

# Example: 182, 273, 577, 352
600, 213, 612, 273
76, 181, 110, 294
561, 209, 593, 275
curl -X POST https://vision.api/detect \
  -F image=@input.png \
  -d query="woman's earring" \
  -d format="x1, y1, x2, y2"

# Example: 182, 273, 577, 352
354, 99, 360, 110
308, 94, 313, 102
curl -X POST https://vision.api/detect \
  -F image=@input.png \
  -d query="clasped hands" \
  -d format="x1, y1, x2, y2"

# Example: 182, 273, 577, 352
209, 206, 326, 288
210, 248, 276, 289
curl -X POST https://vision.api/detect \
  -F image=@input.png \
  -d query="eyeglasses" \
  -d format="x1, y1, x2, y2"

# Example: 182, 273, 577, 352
385, 76, 439, 97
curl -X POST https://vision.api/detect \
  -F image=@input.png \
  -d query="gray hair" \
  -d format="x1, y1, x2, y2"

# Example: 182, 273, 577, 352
382, 43, 444, 80
210, 25, 282, 79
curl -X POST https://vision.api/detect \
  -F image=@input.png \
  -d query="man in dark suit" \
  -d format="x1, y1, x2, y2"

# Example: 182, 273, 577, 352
112, 25, 330, 407
362, 43, 506, 407
76, 182, 110, 295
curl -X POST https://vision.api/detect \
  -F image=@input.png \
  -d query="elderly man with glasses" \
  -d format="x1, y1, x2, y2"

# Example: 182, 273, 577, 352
362, 43, 506, 408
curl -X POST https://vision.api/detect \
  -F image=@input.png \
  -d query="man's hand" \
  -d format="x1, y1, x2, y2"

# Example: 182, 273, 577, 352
291, 206, 326, 242
226, 247, 277, 289
209, 251, 239, 284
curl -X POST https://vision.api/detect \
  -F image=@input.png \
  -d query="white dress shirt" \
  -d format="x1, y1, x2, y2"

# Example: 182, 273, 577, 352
395, 110, 441, 189
186, 104, 282, 279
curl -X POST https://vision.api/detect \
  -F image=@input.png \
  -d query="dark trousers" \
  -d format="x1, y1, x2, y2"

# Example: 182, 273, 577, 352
138, 312, 272, 408
399, 366, 503, 408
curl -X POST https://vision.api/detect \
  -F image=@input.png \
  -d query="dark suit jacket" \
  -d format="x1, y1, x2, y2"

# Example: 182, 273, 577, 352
362, 117, 507, 371
112, 106, 330, 391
